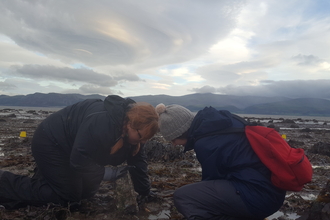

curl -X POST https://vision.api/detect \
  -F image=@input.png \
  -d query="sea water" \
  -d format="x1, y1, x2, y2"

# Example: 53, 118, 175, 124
2, 106, 330, 121
0, 105, 63, 112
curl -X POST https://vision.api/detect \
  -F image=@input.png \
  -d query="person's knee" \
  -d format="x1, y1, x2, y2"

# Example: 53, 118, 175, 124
173, 187, 186, 205
173, 186, 192, 214
37, 184, 66, 205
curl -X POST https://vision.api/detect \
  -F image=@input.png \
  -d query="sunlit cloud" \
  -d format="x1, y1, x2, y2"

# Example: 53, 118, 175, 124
0, 0, 329, 99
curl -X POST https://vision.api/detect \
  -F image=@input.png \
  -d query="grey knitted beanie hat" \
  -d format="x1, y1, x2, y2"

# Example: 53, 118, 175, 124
155, 103, 195, 141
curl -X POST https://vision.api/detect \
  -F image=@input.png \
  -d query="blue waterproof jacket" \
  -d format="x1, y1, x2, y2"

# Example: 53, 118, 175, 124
184, 107, 286, 218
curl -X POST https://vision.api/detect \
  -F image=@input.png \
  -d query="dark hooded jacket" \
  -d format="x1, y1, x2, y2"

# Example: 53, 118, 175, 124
185, 107, 286, 219
39, 95, 150, 196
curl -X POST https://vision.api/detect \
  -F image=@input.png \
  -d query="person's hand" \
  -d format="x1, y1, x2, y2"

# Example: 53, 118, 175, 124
103, 166, 131, 181
136, 191, 157, 208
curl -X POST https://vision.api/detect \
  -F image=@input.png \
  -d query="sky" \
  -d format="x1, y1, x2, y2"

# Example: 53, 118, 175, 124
1, 0, 330, 99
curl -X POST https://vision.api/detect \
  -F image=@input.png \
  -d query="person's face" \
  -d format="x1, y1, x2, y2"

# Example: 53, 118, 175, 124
171, 138, 187, 146
126, 123, 148, 145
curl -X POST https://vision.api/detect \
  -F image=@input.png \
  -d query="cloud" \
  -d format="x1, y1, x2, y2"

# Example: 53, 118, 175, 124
291, 54, 323, 66
78, 84, 113, 94
0, 80, 17, 91
190, 85, 217, 93
0, 78, 59, 95
9, 64, 119, 87
0, 0, 244, 68
214, 79, 330, 99
0, 0, 330, 99
195, 58, 277, 86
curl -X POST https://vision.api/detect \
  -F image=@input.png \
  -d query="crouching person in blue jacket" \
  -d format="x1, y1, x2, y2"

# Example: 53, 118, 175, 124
156, 103, 286, 220
0, 95, 159, 209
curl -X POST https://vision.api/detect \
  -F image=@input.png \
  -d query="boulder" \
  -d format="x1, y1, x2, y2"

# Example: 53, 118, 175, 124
298, 180, 330, 220
310, 142, 330, 157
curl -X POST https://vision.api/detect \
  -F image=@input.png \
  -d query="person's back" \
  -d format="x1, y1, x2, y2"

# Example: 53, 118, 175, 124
41, 99, 105, 152
186, 107, 285, 218
0, 96, 158, 209
156, 104, 286, 220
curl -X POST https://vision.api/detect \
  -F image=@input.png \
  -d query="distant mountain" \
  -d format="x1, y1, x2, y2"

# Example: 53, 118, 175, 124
1, 92, 330, 116
244, 98, 330, 116
129, 93, 290, 109
0, 93, 105, 107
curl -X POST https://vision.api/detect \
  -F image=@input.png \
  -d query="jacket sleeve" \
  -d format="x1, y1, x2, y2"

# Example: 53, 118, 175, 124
127, 144, 151, 195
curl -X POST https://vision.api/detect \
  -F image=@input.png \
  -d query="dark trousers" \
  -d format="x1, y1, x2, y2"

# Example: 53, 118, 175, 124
174, 180, 261, 220
0, 170, 64, 209
0, 124, 89, 209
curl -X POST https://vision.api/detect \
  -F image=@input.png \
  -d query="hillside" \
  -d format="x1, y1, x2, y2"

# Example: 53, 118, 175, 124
129, 93, 290, 109
0, 93, 105, 107
1, 93, 330, 116
244, 98, 330, 116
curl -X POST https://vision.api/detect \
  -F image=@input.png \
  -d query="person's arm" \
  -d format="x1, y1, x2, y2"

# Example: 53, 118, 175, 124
127, 144, 151, 196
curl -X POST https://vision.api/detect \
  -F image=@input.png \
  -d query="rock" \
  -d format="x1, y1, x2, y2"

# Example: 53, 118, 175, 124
310, 142, 330, 157
267, 124, 280, 132
301, 128, 312, 132
298, 134, 313, 139
144, 135, 185, 162
317, 180, 330, 203
322, 203, 330, 220
278, 216, 291, 220
287, 139, 305, 148
114, 172, 138, 214
177, 160, 194, 168
23, 119, 35, 123
298, 180, 330, 220
281, 119, 295, 123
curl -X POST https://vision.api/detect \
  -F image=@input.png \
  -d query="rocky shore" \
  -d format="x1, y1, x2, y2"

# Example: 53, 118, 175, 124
0, 108, 330, 220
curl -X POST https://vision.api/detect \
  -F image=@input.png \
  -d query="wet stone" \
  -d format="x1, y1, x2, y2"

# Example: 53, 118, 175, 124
1, 109, 330, 219
300, 128, 312, 132
282, 119, 296, 124
144, 135, 185, 162
310, 142, 330, 157
114, 172, 138, 214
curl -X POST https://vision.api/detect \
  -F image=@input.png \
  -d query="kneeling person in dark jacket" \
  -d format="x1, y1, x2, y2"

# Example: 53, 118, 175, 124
0, 95, 159, 209
156, 103, 286, 220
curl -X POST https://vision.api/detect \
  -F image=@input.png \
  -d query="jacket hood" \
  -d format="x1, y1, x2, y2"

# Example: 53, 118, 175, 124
104, 95, 135, 114
104, 95, 136, 136
184, 107, 233, 151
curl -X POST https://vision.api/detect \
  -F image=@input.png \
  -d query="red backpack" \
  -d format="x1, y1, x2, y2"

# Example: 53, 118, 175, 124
195, 114, 313, 192
245, 125, 313, 191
